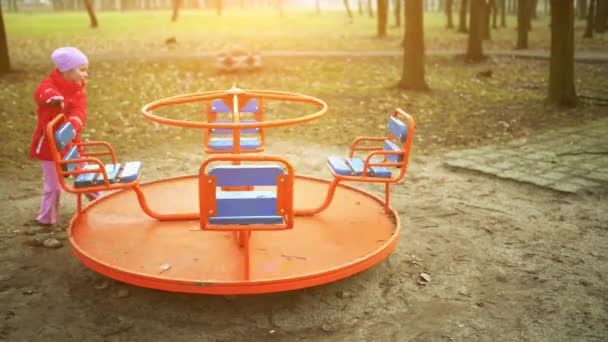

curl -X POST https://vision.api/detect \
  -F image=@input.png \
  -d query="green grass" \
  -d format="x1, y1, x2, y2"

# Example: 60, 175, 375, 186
4, 9, 607, 64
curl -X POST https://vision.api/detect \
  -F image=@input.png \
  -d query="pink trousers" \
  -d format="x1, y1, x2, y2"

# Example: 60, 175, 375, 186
37, 160, 61, 225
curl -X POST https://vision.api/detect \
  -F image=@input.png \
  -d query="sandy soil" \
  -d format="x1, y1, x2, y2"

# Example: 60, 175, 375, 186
0, 141, 606, 342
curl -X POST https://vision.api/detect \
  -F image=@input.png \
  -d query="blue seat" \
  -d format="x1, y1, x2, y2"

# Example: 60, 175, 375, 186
53, 121, 142, 188
55, 122, 76, 151
205, 164, 285, 226
211, 120, 260, 134
327, 157, 392, 178
327, 113, 410, 179
211, 99, 259, 113
208, 137, 261, 151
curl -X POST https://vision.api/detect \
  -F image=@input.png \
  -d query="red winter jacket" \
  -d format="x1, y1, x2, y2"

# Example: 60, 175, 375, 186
30, 69, 87, 161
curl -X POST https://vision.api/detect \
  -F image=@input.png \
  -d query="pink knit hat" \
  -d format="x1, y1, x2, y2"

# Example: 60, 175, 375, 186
51, 47, 88, 72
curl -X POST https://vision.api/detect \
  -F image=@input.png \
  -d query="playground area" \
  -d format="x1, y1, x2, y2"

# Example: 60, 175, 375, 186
0, 7, 607, 341
0, 136, 606, 340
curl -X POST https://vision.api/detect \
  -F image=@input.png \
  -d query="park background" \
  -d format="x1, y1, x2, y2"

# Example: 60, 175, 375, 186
0, 1, 607, 341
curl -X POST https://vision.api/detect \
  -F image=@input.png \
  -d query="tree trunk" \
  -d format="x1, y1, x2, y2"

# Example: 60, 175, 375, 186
584, 0, 595, 37
377, 0, 388, 36
368, 0, 375, 18
467, 0, 485, 61
171, 0, 181, 21
399, 0, 428, 90
500, 0, 507, 26
459, 0, 469, 32
595, 0, 607, 32
278, 0, 284, 17
482, 0, 491, 39
8, 0, 17, 12
548, 0, 577, 107
578, 0, 587, 19
516, 0, 530, 49
446, 0, 455, 28
530, 0, 538, 18
84, 0, 98, 27
344, 0, 353, 18
316, 0, 320, 15
358, 0, 364, 15
394, 0, 401, 26
490, 0, 498, 28
0, 5, 10, 74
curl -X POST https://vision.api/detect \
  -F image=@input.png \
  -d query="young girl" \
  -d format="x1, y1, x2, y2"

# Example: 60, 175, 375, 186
30, 47, 91, 226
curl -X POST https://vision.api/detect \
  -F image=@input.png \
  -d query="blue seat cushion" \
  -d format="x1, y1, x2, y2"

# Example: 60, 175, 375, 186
209, 137, 261, 150
210, 119, 260, 134
346, 158, 392, 178
117, 161, 142, 183
327, 156, 355, 176
210, 190, 283, 225
328, 157, 392, 178
209, 165, 284, 187
74, 163, 121, 188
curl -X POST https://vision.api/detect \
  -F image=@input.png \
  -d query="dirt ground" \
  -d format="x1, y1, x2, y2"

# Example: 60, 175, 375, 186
0, 139, 607, 342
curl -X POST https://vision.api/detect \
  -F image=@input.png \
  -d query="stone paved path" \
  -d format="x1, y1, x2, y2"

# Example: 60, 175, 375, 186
445, 118, 608, 193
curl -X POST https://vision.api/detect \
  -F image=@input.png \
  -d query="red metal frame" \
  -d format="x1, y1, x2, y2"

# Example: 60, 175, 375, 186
67, 175, 401, 295
46, 114, 198, 220
198, 154, 295, 281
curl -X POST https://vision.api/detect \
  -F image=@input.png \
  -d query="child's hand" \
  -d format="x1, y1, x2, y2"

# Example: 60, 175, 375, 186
46, 96, 64, 109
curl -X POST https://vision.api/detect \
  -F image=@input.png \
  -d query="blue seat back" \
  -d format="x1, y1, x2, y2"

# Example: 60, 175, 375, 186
210, 99, 259, 113
55, 122, 76, 151
63, 145, 80, 172
209, 165, 284, 187
387, 116, 408, 142
383, 140, 404, 163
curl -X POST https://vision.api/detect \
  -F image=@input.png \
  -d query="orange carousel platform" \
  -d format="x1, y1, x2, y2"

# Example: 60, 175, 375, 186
69, 175, 400, 295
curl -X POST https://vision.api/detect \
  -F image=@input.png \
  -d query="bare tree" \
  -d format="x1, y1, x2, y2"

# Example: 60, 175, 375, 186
278, 0, 284, 17
500, 0, 507, 27
490, 0, 498, 28
459, 0, 469, 32
482, 0, 491, 39
596, 0, 607, 32
394, 0, 401, 27
516, 0, 531, 49
578, 0, 588, 20
446, 0, 455, 28
548, 0, 577, 106
344, 0, 354, 18
399, 0, 428, 90
84, 0, 98, 27
171, 0, 181, 21
467, 0, 485, 61
368, 0, 375, 18
584, 0, 595, 37
8, 0, 17, 12
0, 4, 9, 74
377, 0, 388, 36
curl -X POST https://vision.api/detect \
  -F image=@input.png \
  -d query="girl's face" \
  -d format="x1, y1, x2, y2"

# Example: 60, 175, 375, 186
62, 64, 88, 83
